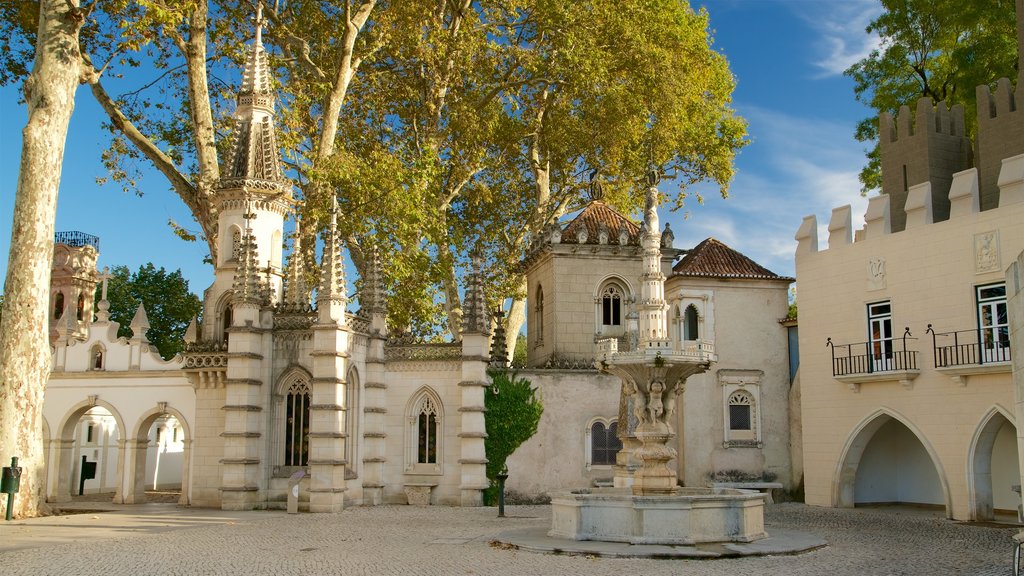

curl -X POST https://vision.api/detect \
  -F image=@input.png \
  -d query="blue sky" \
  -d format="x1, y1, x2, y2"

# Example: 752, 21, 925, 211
0, 0, 883, 297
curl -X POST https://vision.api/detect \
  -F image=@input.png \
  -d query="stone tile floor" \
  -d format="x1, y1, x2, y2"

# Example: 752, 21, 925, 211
0, 502, 1017, 576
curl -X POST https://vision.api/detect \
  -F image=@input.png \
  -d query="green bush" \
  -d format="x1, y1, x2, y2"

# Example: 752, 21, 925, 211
483, 370, 543, 505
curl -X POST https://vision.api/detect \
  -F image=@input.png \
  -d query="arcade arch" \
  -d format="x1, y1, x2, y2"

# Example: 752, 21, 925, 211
968, 406, 1018, 521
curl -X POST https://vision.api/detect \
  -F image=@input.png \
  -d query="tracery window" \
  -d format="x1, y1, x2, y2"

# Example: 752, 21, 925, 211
589, 420, 622, 466
284, 378, 311, 467
601, 285, 622, 327
231, 227, 242, 261
407, 389, 443, 474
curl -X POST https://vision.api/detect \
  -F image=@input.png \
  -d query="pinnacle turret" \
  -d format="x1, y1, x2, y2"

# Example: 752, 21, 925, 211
220, 2, 287, 191
281, 221, 310, 310
361, 243, 386, 315
462, 251, 489, 335
317, 201, 346, 305
233, 211, 266, 304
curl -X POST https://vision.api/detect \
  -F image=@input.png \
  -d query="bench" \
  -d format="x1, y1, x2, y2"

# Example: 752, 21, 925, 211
711, 482, 784, 504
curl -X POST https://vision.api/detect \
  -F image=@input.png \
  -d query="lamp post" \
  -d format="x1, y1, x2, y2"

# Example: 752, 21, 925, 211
496, 465, 509, 518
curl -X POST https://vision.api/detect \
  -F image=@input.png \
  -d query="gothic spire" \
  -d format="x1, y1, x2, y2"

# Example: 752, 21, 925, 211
233, 208, 265, 304
282, 220, 310, 309
317, 199, 346, 304
462, 250, 489, 335
361, 242, 386, 315
220, 2, 287, 190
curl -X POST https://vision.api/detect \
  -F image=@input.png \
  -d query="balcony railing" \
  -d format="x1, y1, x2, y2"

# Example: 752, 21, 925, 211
827, 328, 918, 377
926, 325, 1011, 368
54, 231, 99, 249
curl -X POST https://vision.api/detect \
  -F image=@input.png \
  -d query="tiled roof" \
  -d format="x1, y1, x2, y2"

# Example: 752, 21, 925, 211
673, 238, 793, 281
561, 201, 641, 245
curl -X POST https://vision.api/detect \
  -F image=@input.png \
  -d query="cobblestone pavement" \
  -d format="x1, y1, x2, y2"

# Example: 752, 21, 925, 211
0, 503, 1017, 576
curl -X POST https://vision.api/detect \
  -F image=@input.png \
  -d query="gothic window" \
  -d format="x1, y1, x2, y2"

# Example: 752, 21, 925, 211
589, 420, 623, 467
284, 377, 311, 467
535, 285, 544, 346
683, 304, 699, 340
407, 389, 443, 474
53, 292, 65, 320
602, 285, 622, 326
221, 303, 234, 345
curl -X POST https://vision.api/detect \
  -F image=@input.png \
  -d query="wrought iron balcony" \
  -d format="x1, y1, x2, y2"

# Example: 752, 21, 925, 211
926, 325, 1011, 368
827, 328, 918, 377
54, 231, 100, 250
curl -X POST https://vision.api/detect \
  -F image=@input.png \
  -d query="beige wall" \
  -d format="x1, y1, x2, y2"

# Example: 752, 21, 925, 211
796, 164, 1023, 520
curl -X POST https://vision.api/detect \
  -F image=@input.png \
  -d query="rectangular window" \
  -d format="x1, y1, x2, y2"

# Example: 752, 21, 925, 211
867, 301, 893, 371
977, 283, 1009, 363
729, 405, 751, 431
86, 424, 94, 443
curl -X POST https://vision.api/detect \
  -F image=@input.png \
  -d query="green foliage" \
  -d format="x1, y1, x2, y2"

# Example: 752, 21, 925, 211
511, 334, 527, 368
99, 264, 202, 360
845, 0, 1017, 193
483, 370, 543, 505
786, 302, 798, 320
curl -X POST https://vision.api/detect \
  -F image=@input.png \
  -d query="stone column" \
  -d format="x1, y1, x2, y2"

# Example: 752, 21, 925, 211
361, 311, 387, 505
1006, 250, 1024, 522
459, 332, 489, 506
308, 321, 350, 513
220, 300, 266, 510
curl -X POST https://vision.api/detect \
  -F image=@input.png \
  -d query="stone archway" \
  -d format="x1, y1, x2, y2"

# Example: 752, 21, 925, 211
968, 406, 1018, 521
834, 408, 951, 518
126, 404, 193, 506
53, 398, 126, 503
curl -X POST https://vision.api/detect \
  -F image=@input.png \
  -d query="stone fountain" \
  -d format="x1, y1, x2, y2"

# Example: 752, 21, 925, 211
547, 180, 768, 546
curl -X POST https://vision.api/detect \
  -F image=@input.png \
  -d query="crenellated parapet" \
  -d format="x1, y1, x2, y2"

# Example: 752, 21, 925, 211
976, 72, 1024, 211
879, 98, 971, 232
796, 153, 1024, 254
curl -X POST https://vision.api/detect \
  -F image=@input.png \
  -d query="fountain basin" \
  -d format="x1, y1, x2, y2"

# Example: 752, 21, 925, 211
549, 487, 767, 545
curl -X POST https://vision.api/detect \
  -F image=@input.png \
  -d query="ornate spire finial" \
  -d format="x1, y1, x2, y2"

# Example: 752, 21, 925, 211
255, 1, 264, 46
282, 220, 310, 309
462, 248, 489, 335
317, 197, 346, 304
233, 226, 265, 304
362, 241, 387, 315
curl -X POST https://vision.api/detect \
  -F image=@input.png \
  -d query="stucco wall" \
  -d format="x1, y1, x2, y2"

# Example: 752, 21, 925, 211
796, 166, 1023, 520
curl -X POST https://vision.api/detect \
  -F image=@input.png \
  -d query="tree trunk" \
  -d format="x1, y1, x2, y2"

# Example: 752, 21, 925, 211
0, 0, 83, 519
504, 281, 527, 362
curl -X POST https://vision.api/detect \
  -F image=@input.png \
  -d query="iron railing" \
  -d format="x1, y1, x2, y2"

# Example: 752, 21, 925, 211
926, 325, 1011, 367
54, 231, 99, 250
827, 328, 918, 377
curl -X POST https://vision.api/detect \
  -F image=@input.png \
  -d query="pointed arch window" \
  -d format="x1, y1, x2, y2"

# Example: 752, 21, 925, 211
406, 389, 443, 474
284, 377, 311, 467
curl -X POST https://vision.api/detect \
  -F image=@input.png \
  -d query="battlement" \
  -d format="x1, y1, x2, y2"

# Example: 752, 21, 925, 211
976, 71, 1024, 211
796, 153, 1024, 255
879, 99, 972, 233
879, 97, 966, 144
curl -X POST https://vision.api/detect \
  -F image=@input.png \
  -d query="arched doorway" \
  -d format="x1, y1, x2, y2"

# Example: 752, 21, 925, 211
127, 405, 192, 505
53, 400, 125, 503
835, 409, 950, 516
969, 407, 1019, 521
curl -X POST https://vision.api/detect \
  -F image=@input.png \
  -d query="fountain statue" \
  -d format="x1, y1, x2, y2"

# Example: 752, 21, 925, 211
547, 182, 768, 545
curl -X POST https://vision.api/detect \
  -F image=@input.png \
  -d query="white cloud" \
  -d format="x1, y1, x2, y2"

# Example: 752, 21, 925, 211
788, 0, 883, 77
663, 104, 871, 278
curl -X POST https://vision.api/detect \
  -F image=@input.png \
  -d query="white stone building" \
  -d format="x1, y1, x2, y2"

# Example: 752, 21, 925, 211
36, 12, 798, 511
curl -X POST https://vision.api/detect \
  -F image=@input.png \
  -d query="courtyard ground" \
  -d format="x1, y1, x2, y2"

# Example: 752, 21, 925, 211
0, 501, 1016, 575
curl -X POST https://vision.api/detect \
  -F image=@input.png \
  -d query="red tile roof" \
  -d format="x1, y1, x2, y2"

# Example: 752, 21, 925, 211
561, 201, 641, 245
672, 238, 792, 281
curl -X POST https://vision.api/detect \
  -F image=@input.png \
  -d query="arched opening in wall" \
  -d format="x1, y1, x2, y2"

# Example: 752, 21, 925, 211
130, 410, 190, 505
53, 403, 124, 503
90, 343, 105, 370
969, 409, 1019, 522
284, 377, 312, 467
836, 412, 948, 514
76, 292, 85, 321
683, 304, 699, 341
345, 367, 360, 480
587, 419, 623, 469
53, 292, 65, 320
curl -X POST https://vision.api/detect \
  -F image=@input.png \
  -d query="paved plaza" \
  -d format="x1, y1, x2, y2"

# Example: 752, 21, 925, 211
0, 502, 1017, 575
